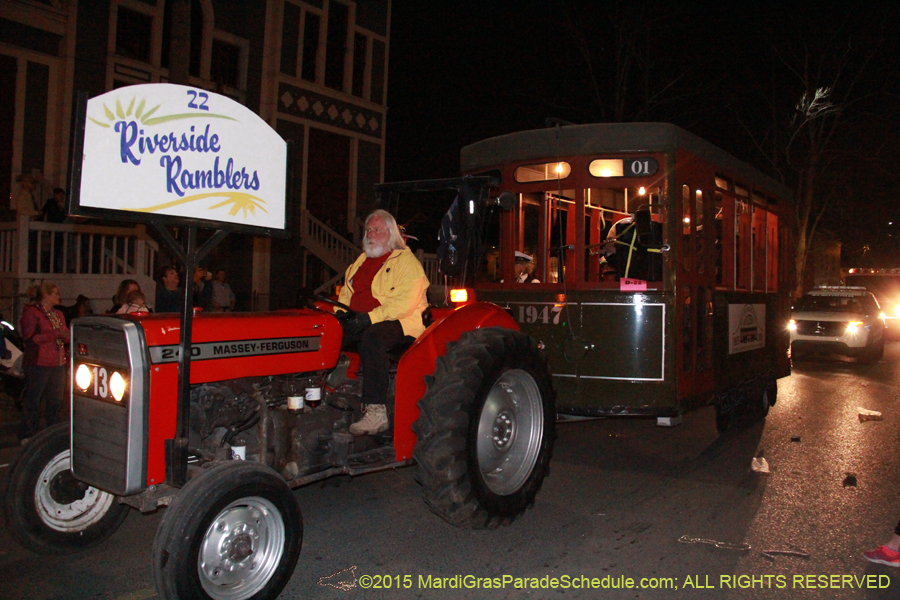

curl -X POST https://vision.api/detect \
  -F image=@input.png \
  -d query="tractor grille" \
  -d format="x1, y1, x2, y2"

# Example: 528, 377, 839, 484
794, 320, 847, 336
71, 318, 148, 496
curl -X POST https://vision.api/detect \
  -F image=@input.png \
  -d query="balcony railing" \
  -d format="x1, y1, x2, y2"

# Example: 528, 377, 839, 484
0, 217, 158, 322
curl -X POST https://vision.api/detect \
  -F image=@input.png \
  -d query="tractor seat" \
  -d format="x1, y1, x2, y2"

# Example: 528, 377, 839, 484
386, 337, 415, 363
386, 308, 433, 363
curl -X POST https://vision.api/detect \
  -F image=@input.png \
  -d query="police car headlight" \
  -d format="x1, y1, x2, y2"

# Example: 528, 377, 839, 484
846, 321, 863, 334
75, 363, 92, 391
110, 371, 127, 402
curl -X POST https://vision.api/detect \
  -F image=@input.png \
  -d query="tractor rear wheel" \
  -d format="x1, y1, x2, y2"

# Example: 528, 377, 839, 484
413, 327, 555, 529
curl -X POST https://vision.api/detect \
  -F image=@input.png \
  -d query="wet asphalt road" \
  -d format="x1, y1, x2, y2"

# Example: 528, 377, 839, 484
1, 344, 899, 600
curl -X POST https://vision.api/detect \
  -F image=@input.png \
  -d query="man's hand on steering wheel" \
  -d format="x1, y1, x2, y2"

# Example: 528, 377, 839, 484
299, 286, 352, 312
335, 309, 371, 336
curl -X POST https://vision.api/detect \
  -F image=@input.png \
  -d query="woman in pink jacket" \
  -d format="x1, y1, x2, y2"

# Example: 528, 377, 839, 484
18, 281, 69, 444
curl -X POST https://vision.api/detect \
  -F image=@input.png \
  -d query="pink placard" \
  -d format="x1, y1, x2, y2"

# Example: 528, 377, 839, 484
620, 278, 647, 291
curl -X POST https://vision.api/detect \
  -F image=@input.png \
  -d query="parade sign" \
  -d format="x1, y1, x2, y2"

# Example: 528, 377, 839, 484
74, 84, 288, 235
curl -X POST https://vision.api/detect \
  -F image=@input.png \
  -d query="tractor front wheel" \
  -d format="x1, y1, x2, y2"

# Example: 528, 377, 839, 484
152, 461, 302, 600
2, 423, 129, 554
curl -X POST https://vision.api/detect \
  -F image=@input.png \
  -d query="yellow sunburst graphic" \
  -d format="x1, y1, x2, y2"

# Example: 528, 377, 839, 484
127, 192, 268, 218
88, 95, 235, 128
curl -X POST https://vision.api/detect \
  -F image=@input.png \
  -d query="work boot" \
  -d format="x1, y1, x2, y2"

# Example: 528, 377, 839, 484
349, 404, 389, 435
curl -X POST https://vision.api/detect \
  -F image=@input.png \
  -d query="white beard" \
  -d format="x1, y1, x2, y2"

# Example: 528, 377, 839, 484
364, 239, 389, 258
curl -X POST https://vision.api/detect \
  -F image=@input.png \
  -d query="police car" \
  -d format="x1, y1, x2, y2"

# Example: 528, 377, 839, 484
788, 286, 886, 363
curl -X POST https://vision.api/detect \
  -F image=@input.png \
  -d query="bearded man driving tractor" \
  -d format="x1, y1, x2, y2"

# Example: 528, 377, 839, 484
335, 209, 430, 435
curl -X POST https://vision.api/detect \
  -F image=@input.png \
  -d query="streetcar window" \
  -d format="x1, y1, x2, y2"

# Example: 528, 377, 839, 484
696, 190, 705, 274
682, 185, 693, 272
753, 200, 767, 291
514, 162, 571, 183
522, 195, 542, 278
735, 186, 751, 289
548, 194, 574, 283
715, 175, 730, 190
583, 186, 663, 285
714, 191, 725, 286
767, 207, 779, 291
682, 285, 693, 372
589, 159, 624, 178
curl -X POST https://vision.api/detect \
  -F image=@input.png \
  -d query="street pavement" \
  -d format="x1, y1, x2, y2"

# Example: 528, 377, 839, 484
1, 346, 900, 599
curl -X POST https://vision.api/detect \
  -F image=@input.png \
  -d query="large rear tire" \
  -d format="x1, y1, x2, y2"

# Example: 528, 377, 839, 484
152, 461, 302, 600
413, 328, 555, 529
2, 423, 129, 554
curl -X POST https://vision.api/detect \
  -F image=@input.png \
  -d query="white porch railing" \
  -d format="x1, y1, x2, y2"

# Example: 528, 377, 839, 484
297, 209, 454, 298
300, 211, 360, 273
0, 216, 158, 322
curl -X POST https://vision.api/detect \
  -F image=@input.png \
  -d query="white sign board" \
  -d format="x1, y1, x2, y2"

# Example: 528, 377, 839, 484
78, 84, 287, 231
728, 303, 766, 354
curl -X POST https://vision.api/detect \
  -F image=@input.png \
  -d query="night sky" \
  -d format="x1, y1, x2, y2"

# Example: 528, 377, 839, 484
384, 1, 900, 261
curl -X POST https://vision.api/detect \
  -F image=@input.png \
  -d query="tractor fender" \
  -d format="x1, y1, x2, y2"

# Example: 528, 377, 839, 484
393, 302, 519, 460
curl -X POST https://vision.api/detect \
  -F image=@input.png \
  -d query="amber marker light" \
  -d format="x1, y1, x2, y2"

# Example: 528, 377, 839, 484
450, 288, 469, 304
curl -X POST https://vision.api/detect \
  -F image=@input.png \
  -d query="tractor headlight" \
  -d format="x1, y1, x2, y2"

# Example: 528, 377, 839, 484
110, 371, 127, 402
75, 363, 92, 391
74, 363, 128, 401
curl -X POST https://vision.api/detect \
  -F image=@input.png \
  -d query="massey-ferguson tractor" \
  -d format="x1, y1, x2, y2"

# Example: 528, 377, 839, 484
2, 178, 555, 600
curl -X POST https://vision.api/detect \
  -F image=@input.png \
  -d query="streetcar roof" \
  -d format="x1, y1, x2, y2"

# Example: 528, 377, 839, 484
460, 122, 792, 202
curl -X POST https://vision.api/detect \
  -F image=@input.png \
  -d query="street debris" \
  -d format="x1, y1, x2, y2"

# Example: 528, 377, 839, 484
678, 535, 751, 551
842, 472, 858, 487
791, 435, 801, 442
318, 565, 358, 591
751, 457, 770, 473
761, 548, 811, 561
858, 407, 883, 422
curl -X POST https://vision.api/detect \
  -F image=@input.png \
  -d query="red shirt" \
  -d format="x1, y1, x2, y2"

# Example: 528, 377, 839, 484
348, 252, 391, 313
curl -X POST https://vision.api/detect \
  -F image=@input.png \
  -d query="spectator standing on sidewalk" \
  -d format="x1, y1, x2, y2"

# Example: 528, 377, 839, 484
18, 282, 69, 444
155, 267, 182, 313
209, 269, 236, 311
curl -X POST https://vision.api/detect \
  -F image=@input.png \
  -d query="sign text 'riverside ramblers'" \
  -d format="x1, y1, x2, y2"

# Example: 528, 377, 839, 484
78, 84, 287, 232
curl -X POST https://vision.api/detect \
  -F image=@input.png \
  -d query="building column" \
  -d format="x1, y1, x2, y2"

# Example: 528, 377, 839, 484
252, 236, 271, 310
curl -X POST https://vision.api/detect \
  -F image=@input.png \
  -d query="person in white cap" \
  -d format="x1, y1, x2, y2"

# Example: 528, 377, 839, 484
514, 251, 540, 283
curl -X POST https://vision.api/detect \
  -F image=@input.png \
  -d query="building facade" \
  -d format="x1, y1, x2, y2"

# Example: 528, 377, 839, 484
0, 0, 390, 310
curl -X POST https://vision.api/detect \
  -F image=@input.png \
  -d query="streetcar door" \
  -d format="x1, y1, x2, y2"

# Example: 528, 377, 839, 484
677, 183, 715, 403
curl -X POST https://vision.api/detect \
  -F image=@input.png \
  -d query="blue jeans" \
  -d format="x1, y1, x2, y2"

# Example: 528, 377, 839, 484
18, 364, 66, 441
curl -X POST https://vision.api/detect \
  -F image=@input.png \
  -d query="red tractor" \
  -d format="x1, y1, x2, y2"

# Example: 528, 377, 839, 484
3, 182, 555, 600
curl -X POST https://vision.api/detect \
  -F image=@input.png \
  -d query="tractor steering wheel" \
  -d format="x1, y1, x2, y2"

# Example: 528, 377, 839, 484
305, 292, 351, 313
